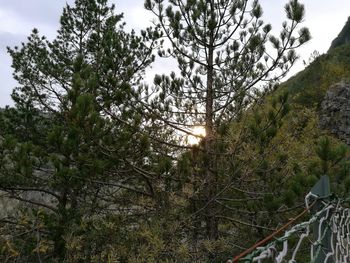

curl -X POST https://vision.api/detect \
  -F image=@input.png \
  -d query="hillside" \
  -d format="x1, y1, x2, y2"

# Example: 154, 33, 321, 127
241, 18, 350, 194
226, 23, 350, 258
217, 24, 350, 255
271, 16, 350, 110
281, 43, 350, 108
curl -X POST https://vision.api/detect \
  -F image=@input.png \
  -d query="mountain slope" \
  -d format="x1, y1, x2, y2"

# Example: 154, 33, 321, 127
221, 39, 350, 254
281, 43, 350, 108
329, 16, 350, 51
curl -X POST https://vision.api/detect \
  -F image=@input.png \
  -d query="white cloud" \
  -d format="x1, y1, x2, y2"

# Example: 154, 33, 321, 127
0, 8, 24, 34
113, 0, 153, 32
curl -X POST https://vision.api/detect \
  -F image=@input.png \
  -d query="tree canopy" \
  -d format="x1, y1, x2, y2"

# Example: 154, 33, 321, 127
2, 0, 350, 262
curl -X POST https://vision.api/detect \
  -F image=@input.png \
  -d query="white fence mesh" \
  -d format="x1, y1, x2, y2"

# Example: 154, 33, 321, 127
230, 194, 350, 263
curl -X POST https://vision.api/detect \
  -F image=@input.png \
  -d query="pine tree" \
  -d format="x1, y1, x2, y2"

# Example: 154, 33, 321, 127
0, 0, 159, 261
144, 0, 310, 257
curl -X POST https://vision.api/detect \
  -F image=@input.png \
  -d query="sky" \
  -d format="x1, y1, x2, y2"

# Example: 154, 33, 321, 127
0, 0, 350, 107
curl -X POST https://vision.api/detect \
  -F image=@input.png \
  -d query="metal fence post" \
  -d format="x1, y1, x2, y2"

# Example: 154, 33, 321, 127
310, 175, 333, 263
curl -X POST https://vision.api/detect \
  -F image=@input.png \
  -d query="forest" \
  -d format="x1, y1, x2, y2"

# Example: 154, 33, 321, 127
1, 0, 350, 262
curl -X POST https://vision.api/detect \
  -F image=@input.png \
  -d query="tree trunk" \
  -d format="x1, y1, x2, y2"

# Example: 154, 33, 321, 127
204, 35, 219, 241
54, 191, 68, 260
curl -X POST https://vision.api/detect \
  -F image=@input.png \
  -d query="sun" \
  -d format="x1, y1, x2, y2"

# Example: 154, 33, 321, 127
187, 126, 206, 145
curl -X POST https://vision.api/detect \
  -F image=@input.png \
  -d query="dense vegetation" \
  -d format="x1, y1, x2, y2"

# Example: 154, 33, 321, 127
281, 43, 350, 107
1, 0, 350, 262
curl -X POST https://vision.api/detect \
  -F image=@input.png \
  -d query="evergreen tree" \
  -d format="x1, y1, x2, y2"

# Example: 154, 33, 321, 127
0, 0, 159, 261
144, 0, 310, 259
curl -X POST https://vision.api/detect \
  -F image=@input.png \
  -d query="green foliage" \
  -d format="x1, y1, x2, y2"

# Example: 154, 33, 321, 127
2, 0, 350, 262
216, 86, 350, 255
281, 43, 350, 108
146, 0, 310, 124
0, 0, 159, 261
310, 136, 350, 195
144, 0, 310, 259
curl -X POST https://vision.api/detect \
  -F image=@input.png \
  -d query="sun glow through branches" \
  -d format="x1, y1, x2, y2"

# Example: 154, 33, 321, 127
188, 126, 206, 145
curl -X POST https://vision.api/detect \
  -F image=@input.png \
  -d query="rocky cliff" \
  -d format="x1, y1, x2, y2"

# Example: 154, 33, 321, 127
320, 82, 350, 145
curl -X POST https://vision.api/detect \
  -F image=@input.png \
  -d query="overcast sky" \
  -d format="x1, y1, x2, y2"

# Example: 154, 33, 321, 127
0, 0, 349, 106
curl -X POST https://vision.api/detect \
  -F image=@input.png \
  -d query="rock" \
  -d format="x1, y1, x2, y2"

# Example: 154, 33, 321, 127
320, 82, 350, 145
